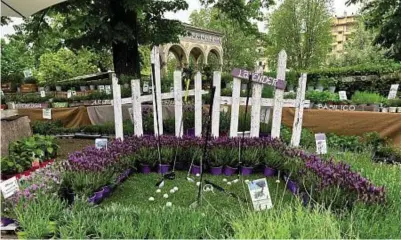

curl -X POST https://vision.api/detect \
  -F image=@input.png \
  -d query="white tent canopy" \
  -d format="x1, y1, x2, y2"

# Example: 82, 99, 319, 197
1, 0, 66, 17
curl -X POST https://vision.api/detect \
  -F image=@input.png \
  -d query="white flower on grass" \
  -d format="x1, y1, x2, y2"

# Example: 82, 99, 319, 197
166, 202, 172, 207
156, 189, 161, 193
227, 182, 232, 185
276, 179, 280, 183
163, 194, 169, 199
173, 187, 178, 191
245, 180, 250, 184
196, 173, 200, 177
196, 182, 201, 186
148, 197, 155, 201
233, 179, 239, 183
170, 189, 175, 193
223, 178, 227, 182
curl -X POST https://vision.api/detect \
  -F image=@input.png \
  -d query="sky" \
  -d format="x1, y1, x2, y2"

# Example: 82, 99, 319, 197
0, 0, 359, 38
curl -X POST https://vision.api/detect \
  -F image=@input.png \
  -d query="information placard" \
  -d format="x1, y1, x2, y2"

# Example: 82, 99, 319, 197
40, 90, 46, 98
315, 133, 327, 154
339, 91, 347, 101
0, 177, 19, 199
95, 138, 108, 149
388, 84, 399, 99
43, 108, 52, 119
247, 178, 273, 211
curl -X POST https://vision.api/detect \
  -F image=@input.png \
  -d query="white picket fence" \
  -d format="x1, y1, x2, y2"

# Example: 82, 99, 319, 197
112, 47, 310, 147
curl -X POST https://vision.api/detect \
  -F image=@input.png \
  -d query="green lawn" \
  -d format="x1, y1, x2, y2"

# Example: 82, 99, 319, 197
102, 171, 295, 213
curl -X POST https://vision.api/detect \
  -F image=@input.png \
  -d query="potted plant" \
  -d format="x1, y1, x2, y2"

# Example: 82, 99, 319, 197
240, 148, 259, 176
158, 147, 173, 174
381, 99, 389, 113
223, 148, 239, 176
327, 77, 337, 93
209, 148, 225, 175
388, 99, 399, 113
190, 148, 202, 175
135, 147, 157, 174
316, 76, 328, 92
262, 148, 283, 177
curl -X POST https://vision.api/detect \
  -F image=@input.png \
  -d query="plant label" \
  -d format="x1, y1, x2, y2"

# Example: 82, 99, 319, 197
71, 90, 77, 96
0, 177, 19, 199
143, 82, 149, 93
338, 91, 347, 101
23, 69, 33, 78
388, 84, 399, 99
67, 90, 72, 98
95, 138, 108, 149
43, 109, 52, 119
40, 90, 46, 98
98, 85, 105, 92
247, 178, 273, 211
315, 133, 327, 154
105, 85, 111, 95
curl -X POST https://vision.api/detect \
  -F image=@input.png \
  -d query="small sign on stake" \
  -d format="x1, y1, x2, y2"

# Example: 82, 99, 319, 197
95, 138, 108, 149
71, 90, 77, 96
42, 108, 52, 119
0, 177, 19, 199
388, 84, 399, 99
315, 133, 327, 155
247, 178, 273, 211
40, 90, 46, 98
339, 91, 347, 101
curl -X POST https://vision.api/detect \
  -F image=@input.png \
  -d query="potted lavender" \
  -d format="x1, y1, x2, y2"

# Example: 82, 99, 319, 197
262, 148, 283, 177
223, 148, 239, 176
240, 148, 259, 176
135, 147, 157, 174
158, 147, 173, 174
209, 148, 225, 175
190, 148, 202, 175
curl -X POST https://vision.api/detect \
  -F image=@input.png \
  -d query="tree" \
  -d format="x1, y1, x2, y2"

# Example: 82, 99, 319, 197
21, 0, 273, 78
267, 0, 333, 70
346, 0, 401, 61
1, 37, 34, 77
189, 8, 262, 72
326, 16, 390, 67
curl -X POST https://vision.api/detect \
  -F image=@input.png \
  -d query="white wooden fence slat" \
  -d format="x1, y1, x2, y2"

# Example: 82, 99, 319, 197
194, 72, 203, 137
131, 79, 143, 136
174, 71, 183, 137
211, 71, 221, 137
290, 73, 307, 147
250, 82, 263, 137
111, 73, 124, 140
271, 50, 287, 139
229, 77, 242, 137
151, 46, 163, 136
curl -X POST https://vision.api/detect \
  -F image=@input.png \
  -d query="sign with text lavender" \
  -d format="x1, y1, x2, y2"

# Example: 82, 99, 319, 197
231, 68, 286, 90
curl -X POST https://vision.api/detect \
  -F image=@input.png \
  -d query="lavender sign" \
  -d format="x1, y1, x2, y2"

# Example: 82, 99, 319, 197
231, 68, 286, 90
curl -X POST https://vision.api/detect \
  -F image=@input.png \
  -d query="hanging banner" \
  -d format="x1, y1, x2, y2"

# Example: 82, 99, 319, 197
0, 177, 19, 199
231, 68, 286, 90
315, 133, 327, 154
95, 138, 108, 149
388, 84, 399, 99
247, 178, 273, 211
338, 91, 347, 101
42, 108, 52, 119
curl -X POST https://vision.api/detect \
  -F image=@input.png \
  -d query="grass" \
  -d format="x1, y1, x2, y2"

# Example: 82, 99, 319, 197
102, 171, 295, 214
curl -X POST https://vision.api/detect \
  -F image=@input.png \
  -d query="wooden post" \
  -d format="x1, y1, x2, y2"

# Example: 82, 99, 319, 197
174, 70, 183, 137
111, 73, 124, 140
194, 71, 202, 137
211, 71, 221, 137
131, 79, 143, 136
151, 46, 163, 136
271, 50, 287, 139
290, 73, 307, 147
229, 77, 241, 137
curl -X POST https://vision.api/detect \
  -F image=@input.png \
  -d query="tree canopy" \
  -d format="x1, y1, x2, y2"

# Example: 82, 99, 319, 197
267, 0, 333, 70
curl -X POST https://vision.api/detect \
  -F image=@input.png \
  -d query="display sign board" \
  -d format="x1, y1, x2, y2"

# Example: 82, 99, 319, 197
315, 133, 327, 155
42, 108, 52, 119
231, 68, 286, 90
339, 91, 347, 100
105, 85, 111, 95
388, 84, 399, 99
247, 178, 273, 211
95, 138, 108, 149
0, 177, 19, 199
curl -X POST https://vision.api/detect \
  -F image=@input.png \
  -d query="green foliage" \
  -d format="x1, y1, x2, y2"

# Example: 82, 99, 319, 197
0, 37, 35, 77
351, 91, 385, 105
135, 147, 158, 165
241, 148, 260, 166
306, 90, 339, 103
160, 147, 174, 164
62, 171, 116, 197
267, 0, 333, 70
261, 147, 284, 169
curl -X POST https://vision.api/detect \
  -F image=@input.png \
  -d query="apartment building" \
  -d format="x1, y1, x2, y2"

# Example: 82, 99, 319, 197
330, 13, 358, 56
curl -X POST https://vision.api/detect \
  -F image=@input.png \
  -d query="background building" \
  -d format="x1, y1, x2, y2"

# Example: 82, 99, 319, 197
330, 13, 358, 56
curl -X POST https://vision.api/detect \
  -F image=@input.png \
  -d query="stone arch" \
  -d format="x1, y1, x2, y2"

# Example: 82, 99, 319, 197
205, 46, 223, 67
164, 43, 188, 69
188, 44, 206, 69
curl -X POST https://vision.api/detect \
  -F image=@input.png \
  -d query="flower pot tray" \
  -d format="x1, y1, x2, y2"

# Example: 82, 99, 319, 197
15, 103, 49, 109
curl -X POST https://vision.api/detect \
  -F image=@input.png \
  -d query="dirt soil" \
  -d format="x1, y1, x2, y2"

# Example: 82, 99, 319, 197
55, 138, 95, 159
